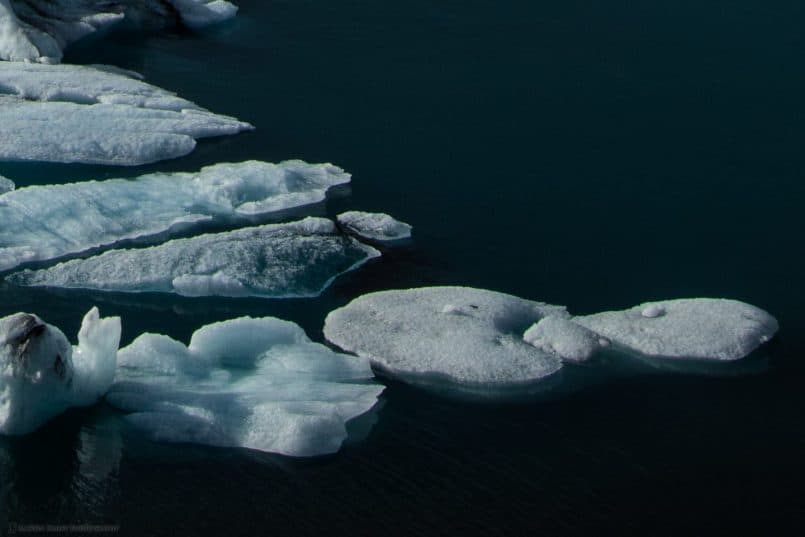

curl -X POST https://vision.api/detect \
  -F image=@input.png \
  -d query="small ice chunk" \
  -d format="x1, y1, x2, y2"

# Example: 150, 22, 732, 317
523, 316, 603, 363
575, 298, 778, 361
9, 218, 380, 298
336, 211, 412, 242
0, 175, 13, 193
108, 316, 383, 456
0, 307, 120, 435
0, 160, 351, 271
324, 286, 566, 390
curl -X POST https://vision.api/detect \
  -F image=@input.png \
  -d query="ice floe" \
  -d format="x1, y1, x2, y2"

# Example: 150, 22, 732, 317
107, 316, 384, 456
0, 160, 350, 272
10, 217, 380, 298
572, 298, 778, 361
0, 62, 251, 165
336, 211, 412, 242
0, 0, 237, 63
0, 307, 120, 435
324, 286, 566, 389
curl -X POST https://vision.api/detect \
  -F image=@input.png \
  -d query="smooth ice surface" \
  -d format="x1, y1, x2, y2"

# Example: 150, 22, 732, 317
0, 174, 13, 193
324, 286, 566, 388
0, 160, 351, 271
523, 316, 605, 363
0, 307, 120, 435
337, 211, 412, 242
107, 317, 384, 456
574, 298, 779, 361
0, 0, 237, 62
0, 62, 251, 165
11, 218, 380, 298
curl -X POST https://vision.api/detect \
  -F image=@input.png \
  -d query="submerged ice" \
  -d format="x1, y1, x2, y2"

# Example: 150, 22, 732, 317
108, 316, 384, 456
11, 217, 380, 298
0, 160, 351, 271
0, 62, 251, 165
324, 286, 566, 388
0, 307, 120, 435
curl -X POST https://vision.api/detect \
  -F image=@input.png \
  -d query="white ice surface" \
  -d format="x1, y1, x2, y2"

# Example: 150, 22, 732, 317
10, 217, 380, 298
0, 160, 351, 271
324, 286, 566, 388
336, 211, 412, 242
523, 316, 605, 363
107, 317, 383, 456
0, 307, 120, 435
0, 62, 251, 165
573, 298, 778, 361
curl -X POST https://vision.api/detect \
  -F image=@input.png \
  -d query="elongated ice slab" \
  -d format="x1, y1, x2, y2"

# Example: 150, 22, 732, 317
572, 298, 778, 361
0, 62, 251, 165
324, 286, 566, 388
107, 317, 384, 456
0, 307, 120, 435
0, 160, 350, 272
337, 211, 412, 242
1, 0, 237, 63
10, 218, 380, 298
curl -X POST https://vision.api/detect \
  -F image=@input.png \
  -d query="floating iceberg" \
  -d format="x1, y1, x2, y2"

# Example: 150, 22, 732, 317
107, 317, 384, 456
0, 62, 252, 165
10, 218, 380, 298
336, 211, 412, 242
324, 287, 566, 389
0, 160, 350, 272
0, 0, 238, 63
0, 307, 121, 435
571, 299, 779, 362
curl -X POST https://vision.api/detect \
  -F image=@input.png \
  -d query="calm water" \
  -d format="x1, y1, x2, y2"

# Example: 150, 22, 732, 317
1, 1, 804, 535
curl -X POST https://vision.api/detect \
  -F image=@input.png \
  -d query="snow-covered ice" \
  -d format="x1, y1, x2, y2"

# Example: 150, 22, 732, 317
0, 307, 120, 435
336, 211, 412, 242
573, 298, 778, 361
324, 286, 566, 388
523, 316, 606, 363
1, 0, 237, 63
0, 62, 251, 165
10, 217, 380, 298
0, 160, 351, 272
107, 316, 384, 456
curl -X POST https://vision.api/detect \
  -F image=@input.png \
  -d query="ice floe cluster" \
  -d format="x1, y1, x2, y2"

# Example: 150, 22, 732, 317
1, 0, 237, 63
325, 287, 779, 392
0, 62, 252, 165
0, 160, 350, 272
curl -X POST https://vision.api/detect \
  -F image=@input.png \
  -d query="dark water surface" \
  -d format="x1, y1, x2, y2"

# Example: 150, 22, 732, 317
2, 1, 804, 535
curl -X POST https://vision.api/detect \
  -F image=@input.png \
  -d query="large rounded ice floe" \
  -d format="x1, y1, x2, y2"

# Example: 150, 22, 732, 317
0, 307, 121, 435
324, 286, 566, 390
10, 217, 380, 298
573, 298, 778, 361
107, 317, 384, 456
0, 62, 251, 165
0, 160, 350, 271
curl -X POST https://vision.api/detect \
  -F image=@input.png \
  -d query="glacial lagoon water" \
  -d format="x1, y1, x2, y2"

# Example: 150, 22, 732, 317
1, 0, 804, 534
